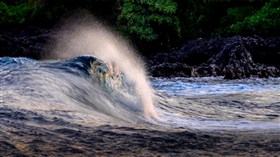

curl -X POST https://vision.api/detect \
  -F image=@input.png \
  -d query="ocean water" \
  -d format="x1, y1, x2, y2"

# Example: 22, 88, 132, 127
152, 77, 280, 130
1, 56, 279, 156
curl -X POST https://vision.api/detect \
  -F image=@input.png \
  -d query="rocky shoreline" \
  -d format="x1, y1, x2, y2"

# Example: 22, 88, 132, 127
0, 27, 51, 59
1, 27, 279, 79
149, 36, 280, 79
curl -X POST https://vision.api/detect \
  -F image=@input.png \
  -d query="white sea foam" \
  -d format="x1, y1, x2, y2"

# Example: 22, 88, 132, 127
46, 14, 158, 119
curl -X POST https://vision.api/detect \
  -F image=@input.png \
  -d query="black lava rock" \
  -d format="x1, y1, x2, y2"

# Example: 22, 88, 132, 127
149, 36, 280, 79
0, 27, 50, 59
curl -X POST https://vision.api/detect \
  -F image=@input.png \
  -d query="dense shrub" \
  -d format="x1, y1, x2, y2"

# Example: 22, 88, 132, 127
176, 0, 210, 37
215, 6, 256, 35
0, 0, 117, 25
117, 0, 180, 45
0, 0, 278, 51
228, 0, 280, 36
0, 1, 31, 24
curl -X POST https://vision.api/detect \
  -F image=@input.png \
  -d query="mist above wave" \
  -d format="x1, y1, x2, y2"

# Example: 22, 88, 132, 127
44, 14, 158, 119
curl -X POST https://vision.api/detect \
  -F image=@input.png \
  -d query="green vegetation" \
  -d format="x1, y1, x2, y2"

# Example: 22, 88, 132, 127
215, 6, 257, 35
0, 0, 279, 51
116, 0, 181, 49
0, 1, 31, 24
227, 0, 280, 36
117, 0, 180, 43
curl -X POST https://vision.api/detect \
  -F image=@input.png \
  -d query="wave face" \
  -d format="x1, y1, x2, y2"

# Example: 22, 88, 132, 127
1, 56, 280, 156
2, 56, 279, 129
1, 56, 149, 124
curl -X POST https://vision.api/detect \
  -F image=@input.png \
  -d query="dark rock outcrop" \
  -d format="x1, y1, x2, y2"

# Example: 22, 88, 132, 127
150, 63, 193, 77
149, 35, 280, 79
0, 27, 50, 59
0, 28, 279, 79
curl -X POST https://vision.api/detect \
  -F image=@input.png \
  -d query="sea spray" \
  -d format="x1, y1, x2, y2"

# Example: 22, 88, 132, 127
46, 15, 158, 119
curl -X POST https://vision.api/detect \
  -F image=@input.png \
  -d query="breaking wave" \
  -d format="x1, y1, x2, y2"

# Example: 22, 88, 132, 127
1, 56, 155, 123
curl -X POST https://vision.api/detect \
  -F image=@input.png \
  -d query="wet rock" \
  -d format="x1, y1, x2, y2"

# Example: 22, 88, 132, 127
150, 62, 193, 77
244, 36, 280, 66
209, 36, 255, 79
0, 27, 50, 59
192, 64, 222, 77
149, 36, 280, 79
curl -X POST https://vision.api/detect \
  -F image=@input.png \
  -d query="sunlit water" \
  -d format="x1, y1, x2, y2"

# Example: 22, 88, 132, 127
1, 57, 279, 156
152, 77, 280, 131
152, 77, 280, 97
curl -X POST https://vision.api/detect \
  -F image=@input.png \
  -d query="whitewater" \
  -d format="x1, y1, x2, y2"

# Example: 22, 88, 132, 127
0, 16, 279, 156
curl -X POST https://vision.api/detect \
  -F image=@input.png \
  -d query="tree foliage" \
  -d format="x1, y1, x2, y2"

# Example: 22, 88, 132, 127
0, 1, 31, 24
176, 0, 210, 37
0, 0, 278, 51
215, 6, 256, 35
117, 0, 180, 45
228, 0, 280, 36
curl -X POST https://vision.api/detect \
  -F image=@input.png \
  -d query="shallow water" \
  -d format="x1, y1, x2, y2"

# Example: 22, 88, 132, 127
1, 57, 279, 156
152, 77, 280, 130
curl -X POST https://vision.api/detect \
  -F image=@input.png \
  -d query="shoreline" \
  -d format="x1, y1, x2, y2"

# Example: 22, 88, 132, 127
1, 27, 279, 79
149, 35, 280, 79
